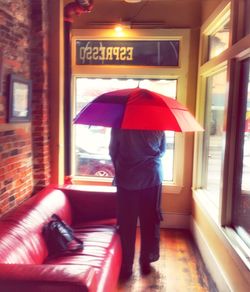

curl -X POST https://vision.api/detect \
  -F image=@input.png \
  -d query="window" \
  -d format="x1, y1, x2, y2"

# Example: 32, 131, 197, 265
208, 20, 230, 59
241, 64, 250, 192
202, 2, 231, 62
194, 2, 231, 212
194, 0, 250, 269
70, 29, 191, 188
73, 78, 177, 182
202, 70, 228, 207
232, 58, 250, 247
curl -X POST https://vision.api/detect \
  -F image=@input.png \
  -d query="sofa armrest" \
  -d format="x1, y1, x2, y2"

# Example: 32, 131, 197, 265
0, 264, 97, 292
58, 185, 117, 224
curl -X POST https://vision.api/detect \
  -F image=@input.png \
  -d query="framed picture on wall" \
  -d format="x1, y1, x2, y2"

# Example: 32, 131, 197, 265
8, 74, 32, 122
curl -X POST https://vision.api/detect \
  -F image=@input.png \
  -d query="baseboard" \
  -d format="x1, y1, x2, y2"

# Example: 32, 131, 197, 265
160, 212, 190, 229
190, 217, 231, 292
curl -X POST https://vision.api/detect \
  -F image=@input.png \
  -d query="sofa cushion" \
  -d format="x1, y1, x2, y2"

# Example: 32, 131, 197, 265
0, 188, 72, 264
0, 264, 98, 292
44, 224, 121, 292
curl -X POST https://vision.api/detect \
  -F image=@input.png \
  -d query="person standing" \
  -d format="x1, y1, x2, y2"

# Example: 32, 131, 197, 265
109, 128, 166, 280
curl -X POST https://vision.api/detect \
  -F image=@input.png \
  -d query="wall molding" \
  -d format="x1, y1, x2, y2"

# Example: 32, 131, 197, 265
190, 217, 231, 292
161, 212, 230, 290
161, 212, 190, 229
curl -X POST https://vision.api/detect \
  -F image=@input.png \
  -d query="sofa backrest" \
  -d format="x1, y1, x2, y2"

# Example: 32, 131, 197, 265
0, 188, 72, 264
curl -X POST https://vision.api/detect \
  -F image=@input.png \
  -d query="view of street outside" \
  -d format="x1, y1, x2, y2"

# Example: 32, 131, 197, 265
205, 69, 250, 209
242, 132, 250, 191
204, 70, 227, 207
206, 135, 224, 206
74, 78, 176, 181
242, 75, 250, 192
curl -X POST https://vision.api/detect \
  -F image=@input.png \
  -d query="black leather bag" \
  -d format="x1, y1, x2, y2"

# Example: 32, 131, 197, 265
43, 214, 83, 256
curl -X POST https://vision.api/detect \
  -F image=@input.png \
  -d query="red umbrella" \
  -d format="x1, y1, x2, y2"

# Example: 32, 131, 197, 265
73, 87, 203, 132
246, 117, 250, 132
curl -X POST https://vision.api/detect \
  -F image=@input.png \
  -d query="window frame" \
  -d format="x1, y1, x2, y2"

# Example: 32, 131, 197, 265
231, 56, 250, 247
200, 0, 231, 65
70, 28, 192, 193
201, 67, 228, 202
193, 0, 250, 269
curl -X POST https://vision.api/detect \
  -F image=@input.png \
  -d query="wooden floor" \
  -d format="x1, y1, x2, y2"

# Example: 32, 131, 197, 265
116, 229, 218, 292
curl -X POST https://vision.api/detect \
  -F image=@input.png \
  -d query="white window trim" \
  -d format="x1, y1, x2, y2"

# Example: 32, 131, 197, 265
193, 63, 228, 214
193, 189, 220, 223
193, 0, 232, 222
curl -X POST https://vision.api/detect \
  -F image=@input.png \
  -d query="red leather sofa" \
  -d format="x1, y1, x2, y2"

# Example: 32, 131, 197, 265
0, 185, 122, 292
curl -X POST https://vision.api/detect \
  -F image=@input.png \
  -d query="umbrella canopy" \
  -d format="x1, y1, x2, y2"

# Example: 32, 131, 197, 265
246, 117, 250, 132
73, 87, 203, 132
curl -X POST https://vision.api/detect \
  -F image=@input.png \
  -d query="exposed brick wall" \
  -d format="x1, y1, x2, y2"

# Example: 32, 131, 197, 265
0, 0, 50, 216
0, 127, 33, 214
30, 0, 50, 191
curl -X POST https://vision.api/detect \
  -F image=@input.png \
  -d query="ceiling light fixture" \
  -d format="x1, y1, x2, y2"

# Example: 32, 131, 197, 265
114, 22, 131, 35
114, 23, 123, 33
124, 0, 142, 3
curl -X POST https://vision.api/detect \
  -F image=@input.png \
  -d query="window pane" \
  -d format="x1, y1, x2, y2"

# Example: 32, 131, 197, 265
208, 20, 230, 59
74, 78, 177, 181
241, 69, 250, 191
202, 70, 228, 206
233, 59, 250, 244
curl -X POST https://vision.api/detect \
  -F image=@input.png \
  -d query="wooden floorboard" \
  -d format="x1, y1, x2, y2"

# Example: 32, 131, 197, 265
116, 229, 218, 292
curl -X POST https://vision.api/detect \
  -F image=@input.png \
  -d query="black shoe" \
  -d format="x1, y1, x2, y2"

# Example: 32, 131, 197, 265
139, 253, 159, 265
148, 254, 159, 263
140, 262, 152, 275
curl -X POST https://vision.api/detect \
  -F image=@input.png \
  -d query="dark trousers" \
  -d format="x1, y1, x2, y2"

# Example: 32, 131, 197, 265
117, 185, 163, 272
